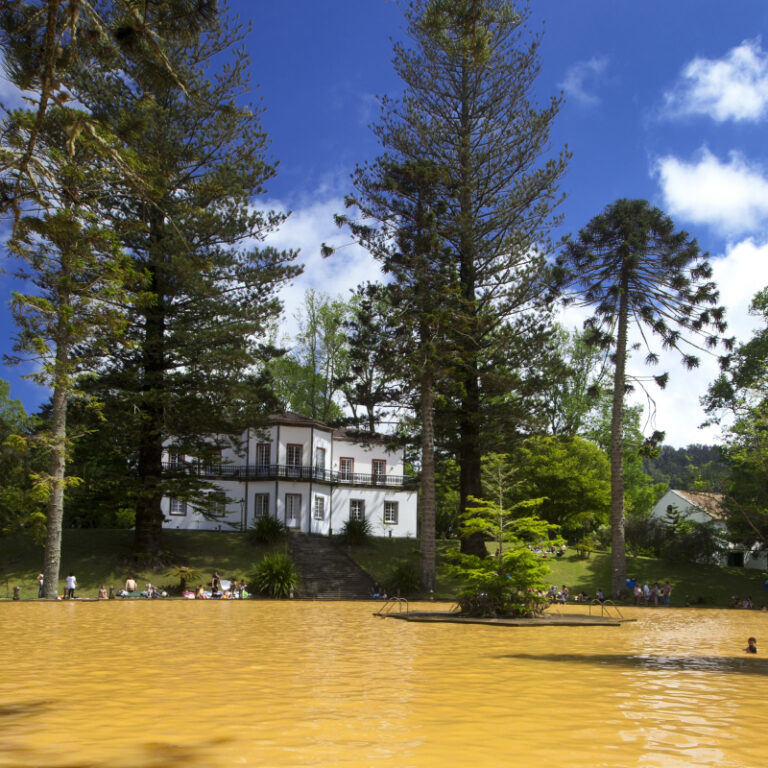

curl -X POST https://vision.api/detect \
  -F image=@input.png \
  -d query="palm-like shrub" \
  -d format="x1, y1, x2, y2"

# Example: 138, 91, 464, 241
385, 558, 420, 597
249, 553, 298, 598
164, 564, 204, 594
248, 515, 287, 545
339, 517, 373, 546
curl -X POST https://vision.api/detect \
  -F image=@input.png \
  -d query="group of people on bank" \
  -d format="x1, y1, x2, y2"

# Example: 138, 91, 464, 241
631, 581, 672, 606
182, 572, 250, 599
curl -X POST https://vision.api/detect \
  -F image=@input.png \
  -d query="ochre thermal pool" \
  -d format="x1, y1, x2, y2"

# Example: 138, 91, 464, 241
1, 601, 765, 767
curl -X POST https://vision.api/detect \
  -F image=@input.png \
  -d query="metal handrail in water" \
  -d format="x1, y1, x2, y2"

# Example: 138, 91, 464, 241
588, 599, 624, 619
375, 597, 409, 617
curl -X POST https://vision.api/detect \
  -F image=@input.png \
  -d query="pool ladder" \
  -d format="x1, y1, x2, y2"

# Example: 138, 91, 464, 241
589, 599, 624, 619
375, 597, 409, 617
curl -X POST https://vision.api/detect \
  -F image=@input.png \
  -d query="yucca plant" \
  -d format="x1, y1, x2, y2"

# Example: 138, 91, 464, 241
339, 517, 373, 546
249, 553, 298, 598
248, 515, 287, 545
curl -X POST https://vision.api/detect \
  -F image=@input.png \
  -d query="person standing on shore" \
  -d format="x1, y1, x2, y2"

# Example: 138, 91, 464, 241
37, 573, 44, 598
65, 572, 77, 600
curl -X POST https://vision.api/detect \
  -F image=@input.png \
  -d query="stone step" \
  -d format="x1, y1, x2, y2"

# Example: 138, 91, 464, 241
288, 532, 373, 600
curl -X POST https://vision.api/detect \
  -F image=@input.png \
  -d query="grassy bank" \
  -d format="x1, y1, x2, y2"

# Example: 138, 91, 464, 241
0, 529, 279, 599
2, 530, 766, 606
341, 537, 768, 607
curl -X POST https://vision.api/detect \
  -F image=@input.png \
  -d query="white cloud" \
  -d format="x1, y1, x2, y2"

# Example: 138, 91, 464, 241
663, 38, 768, 123
257, 194, 382, 340
559, 57, 609, 106
654, 148, 768, 236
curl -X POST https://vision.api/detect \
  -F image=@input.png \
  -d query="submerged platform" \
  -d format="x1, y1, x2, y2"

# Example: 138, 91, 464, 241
377, 610, 634, 627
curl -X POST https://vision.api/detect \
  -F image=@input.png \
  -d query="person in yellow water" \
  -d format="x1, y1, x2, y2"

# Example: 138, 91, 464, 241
745, 637, 757, 654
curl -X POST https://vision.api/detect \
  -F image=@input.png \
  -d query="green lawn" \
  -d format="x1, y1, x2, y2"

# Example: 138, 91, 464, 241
3, 530, 766, 606
542, 550, 768, 607
342, 537, 768, 607
0, 529, 280, 599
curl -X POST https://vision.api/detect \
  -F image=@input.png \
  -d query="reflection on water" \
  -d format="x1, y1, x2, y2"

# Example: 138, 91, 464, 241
0, 603, 766, 767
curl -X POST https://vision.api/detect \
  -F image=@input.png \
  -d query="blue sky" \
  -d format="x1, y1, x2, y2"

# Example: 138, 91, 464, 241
2, 1, 768, 447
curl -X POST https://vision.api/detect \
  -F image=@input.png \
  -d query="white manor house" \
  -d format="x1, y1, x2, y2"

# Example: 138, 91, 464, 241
161, 412, 418, 538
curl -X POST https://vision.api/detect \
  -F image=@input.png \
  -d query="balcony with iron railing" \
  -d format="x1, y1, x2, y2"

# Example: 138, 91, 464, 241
162, 461, 417, 488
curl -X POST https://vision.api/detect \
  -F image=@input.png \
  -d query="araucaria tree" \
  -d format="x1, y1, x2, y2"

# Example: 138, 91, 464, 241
556, 198, 731, 597
352, 0, 569, 558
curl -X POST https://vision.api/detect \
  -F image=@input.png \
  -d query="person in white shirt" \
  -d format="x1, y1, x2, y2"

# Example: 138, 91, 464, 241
65, 572, 77, 600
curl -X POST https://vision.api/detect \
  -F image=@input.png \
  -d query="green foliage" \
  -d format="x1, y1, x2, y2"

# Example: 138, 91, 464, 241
624, 516, 667, 558
435, 457, 460, 538
249, 553, 298, 599
338, 517, 373, 546
384, 558, 421, 598
508, 437, 611, 539
248, 515, 287, 546
642, 444, 728, 493
351, 0, 569, 560
269, 290, 350, 422
585, 398, 668, 518
663, 508, 726, 565
163, 564, 204, 595
63, 11, 301, 555
703, 288, 768, 547
449, 494, 559, 617
0, 380, 44, 539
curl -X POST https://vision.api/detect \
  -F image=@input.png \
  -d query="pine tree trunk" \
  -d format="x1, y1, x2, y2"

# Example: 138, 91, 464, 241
419, 370, 436, 592
456, 63, 486, 559
134, 256, 166, 557
609, 277, 629, 598
42, 341, 68, 599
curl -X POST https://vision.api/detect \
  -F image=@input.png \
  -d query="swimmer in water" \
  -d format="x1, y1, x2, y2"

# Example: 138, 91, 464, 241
745, 637, 757, 654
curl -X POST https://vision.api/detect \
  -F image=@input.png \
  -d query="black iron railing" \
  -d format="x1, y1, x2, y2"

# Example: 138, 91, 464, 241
162, 462, 417, 488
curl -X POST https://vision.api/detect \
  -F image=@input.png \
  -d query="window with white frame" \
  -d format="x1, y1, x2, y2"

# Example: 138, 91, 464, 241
349, 499, 365, 521
254, 493, 269, 519
339, 457, 354, 481
255, 443, 271, 468
168, 452, 184, 469
169, 497, 187, 516
285, 494, 301, 527
384, 501, 399, 524
209, 491, 226, 517
315, 446, 326, 469
286, 444, 302, 467
372, 459, 386, 483
314, 495, 325, 520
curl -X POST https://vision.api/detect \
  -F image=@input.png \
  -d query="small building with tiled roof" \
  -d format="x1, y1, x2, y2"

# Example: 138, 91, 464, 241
650, 489, 767, 569
650, 489, 725, 525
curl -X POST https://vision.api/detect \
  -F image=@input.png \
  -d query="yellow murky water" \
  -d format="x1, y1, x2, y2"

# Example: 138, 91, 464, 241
0, 602, 766, 767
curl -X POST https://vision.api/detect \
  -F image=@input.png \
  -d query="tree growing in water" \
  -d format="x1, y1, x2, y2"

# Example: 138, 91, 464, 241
555, 199, 731, 597
451, 487, 556, 618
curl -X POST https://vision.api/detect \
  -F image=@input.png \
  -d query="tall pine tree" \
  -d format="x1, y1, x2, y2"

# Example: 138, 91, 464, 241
353, 0, 568, 556
75, 11, 299, 556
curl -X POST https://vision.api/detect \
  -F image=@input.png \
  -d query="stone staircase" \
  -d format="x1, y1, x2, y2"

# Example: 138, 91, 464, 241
288, 532, 374, 600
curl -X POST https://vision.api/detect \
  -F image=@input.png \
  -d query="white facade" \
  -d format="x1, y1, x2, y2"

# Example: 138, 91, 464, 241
161, 413, 418, 538
650, 489, 767, 569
